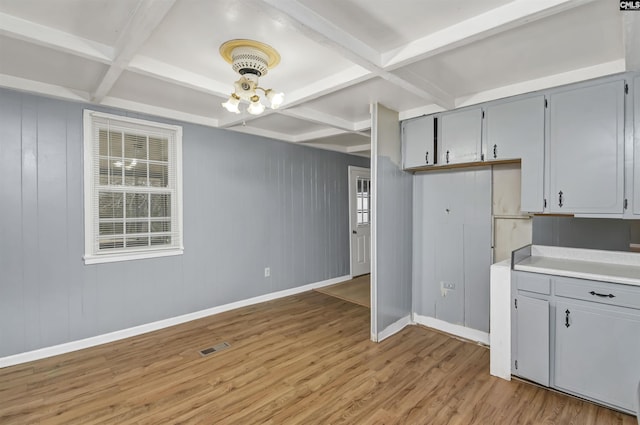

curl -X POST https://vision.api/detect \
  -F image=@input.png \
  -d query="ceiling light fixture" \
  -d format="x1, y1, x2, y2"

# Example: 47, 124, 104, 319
220, 39, 283, 115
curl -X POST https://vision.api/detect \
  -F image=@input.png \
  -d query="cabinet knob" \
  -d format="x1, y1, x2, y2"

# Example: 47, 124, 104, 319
493, 144, 497, 159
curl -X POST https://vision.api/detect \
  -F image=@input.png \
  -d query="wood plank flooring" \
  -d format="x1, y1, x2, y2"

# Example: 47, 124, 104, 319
0, 291, 635, 424
314, 274, 370, 308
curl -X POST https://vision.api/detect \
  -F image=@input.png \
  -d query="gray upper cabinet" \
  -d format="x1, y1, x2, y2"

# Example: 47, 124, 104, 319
439, 108, 482, 165
402, 115, 435, 168
634, 75, 640, 215
485, 96, 545, 213
547, 79, 625, 214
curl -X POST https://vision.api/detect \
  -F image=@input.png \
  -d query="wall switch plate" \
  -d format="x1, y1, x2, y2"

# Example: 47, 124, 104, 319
264, 267, 271, 278
440, 281, 455, 297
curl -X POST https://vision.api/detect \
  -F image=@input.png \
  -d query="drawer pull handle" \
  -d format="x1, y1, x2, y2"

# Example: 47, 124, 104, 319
589, 291, 615, 298
565, 309, 570, 328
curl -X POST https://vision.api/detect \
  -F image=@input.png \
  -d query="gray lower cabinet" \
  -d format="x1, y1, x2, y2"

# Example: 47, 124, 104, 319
514, 295, 550, 386
555, 300, 640, 413
512, 271, 640, 414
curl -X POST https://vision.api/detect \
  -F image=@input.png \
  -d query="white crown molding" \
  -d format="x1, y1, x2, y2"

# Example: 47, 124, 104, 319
455, 59, 626, 108
0, 73, 90, 101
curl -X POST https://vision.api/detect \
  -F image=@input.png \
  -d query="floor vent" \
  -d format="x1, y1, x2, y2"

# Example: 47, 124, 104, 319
199, 342, 231, 357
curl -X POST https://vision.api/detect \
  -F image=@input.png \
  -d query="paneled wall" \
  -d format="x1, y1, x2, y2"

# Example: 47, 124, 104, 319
0, 88, 368, 357
371, 103, 412, 335
532, 217, 636, 252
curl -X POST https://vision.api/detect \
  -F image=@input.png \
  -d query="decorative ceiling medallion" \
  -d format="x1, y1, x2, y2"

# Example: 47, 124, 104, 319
219, 39, 284, 115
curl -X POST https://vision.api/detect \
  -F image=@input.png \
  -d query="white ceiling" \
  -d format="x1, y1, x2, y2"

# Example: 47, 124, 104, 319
0, 0, 638, 157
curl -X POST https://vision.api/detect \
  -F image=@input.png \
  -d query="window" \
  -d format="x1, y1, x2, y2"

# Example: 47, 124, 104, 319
83, 110, 183, 264
356, 176, 370, 225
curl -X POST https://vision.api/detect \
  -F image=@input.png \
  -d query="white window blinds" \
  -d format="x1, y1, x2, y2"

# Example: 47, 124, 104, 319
83, 110, 183, 264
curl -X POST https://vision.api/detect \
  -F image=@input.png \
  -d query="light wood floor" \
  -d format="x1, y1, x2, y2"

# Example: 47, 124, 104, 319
315, 274, 370, 307
0, 291, 635, 424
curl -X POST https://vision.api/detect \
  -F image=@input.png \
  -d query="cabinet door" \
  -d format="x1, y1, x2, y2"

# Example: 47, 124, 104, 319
402, 115, 435, 168
547, 80, 625, 214
513, 295, 550, 386
555, 300, 640, 413
485, 96, 545, 212
439, 108, 482, 164
634, 75, 640, 215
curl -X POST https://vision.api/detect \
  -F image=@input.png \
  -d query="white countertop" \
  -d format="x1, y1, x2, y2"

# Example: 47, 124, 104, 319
513, 245, 640, 287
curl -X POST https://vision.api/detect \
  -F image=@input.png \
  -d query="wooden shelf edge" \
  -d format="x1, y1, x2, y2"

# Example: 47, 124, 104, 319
406, 159, 521, 173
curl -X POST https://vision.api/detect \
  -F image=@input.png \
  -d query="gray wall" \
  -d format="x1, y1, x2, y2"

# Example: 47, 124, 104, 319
0, 88, 368, 357
372, 104, 412, 334
532, 217, 639, 252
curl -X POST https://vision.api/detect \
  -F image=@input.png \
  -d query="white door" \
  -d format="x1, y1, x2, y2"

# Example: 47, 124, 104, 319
349, 166, 371, 277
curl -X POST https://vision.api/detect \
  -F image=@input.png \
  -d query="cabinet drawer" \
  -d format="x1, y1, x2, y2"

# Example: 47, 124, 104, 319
555, 277, 640, 310
515, 272, 551, 295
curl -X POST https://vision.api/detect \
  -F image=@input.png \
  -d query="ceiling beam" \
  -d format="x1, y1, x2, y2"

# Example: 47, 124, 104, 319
0, 12, 113, 63
257, 0, 381, 68
128, 55, 230, 97
0, 73, 90, 102
293, 127, 351, 143
280, 107, 358, 131
100, 96, 219, 127
91, 0, 176, 103
383, 0, 598, 70
346, 144, 371, 153
624, 12, 640, 71
258, 0, 454, 109
227, 125, 296, 142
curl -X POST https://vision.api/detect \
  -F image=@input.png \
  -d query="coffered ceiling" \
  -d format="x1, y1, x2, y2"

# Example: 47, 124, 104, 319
1, 0, 638, 157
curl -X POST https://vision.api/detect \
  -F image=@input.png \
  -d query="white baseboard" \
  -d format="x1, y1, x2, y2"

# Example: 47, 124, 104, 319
413, 313, 490, 346
0, 275, 351, 369
376, 314, 413, 342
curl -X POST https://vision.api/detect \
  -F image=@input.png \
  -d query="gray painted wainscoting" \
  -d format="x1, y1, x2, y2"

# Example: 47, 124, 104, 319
0, 88, 368, 357
371, 103, 412, 335
532, 216, 637, 252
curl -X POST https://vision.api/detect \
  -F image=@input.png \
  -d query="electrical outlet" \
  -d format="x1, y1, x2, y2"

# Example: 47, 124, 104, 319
444, 282, 455, 290
264, 267, 271, 278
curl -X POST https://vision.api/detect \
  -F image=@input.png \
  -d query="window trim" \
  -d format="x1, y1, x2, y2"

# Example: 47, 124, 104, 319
83, 110, 184, 264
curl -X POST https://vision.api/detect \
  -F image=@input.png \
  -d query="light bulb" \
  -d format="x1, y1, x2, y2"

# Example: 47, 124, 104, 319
266, 90, 284, 109
247, 95, 265, 115
222, 93, 241, 113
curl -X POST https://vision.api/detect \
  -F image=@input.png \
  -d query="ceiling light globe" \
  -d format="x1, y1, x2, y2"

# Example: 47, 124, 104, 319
247, 98, 266, 115
267, 91, 284, 109
222, 94, 241, 113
